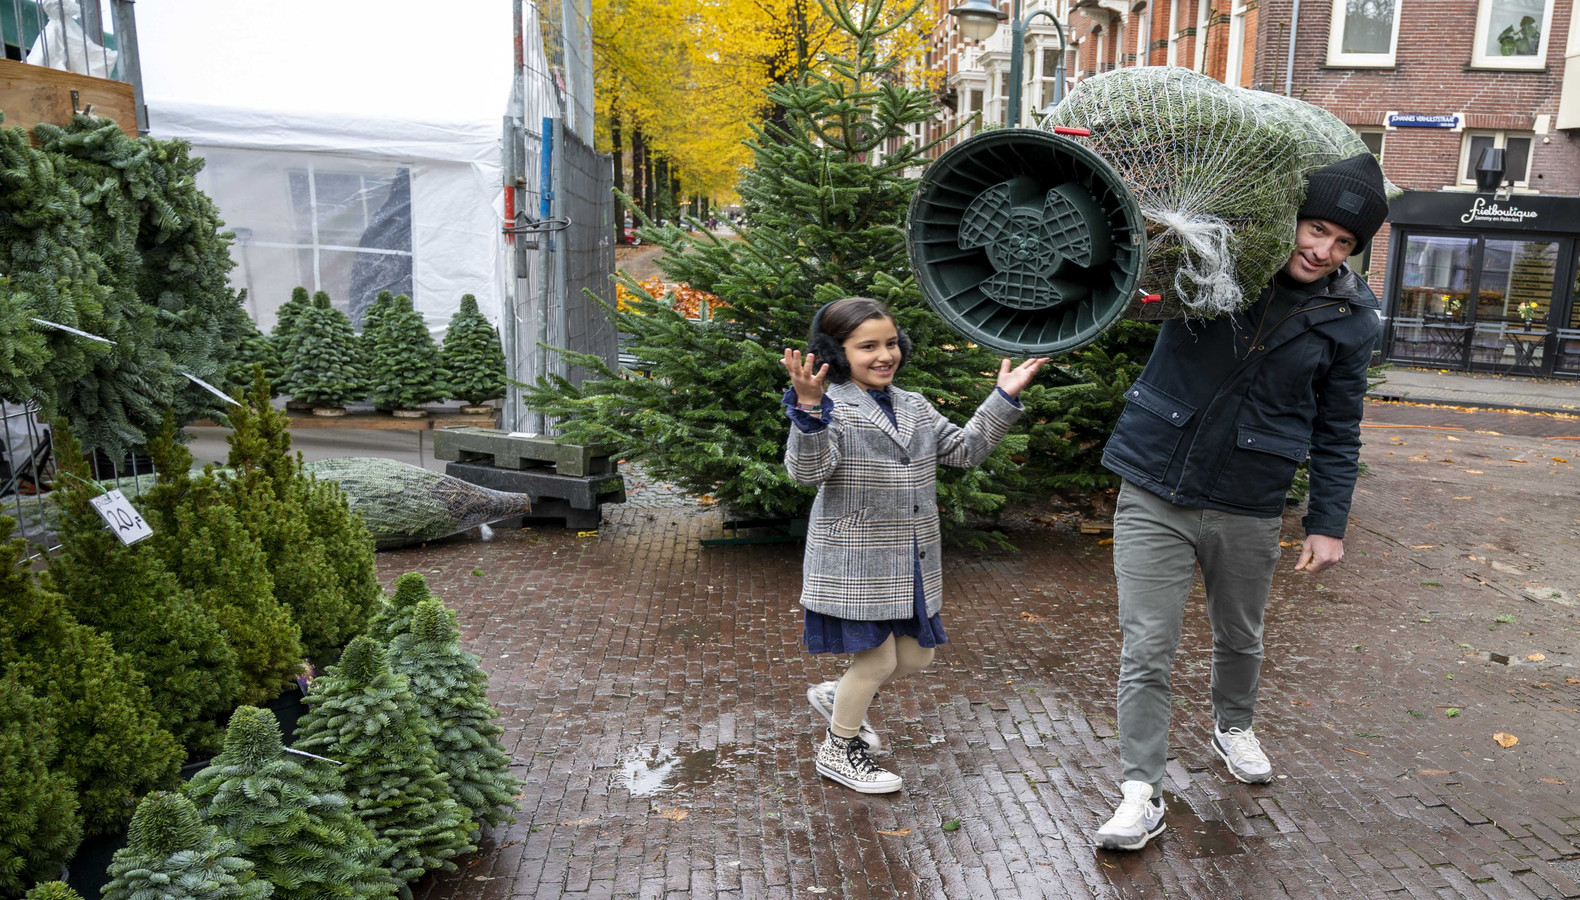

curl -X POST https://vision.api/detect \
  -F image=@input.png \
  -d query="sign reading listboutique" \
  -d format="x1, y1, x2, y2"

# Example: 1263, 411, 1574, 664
1460, 197, 1541, 225
1389, 190, 1577, 235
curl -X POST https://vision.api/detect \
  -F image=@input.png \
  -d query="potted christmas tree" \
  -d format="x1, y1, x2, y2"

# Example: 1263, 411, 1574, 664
388, 598, 520, 833
183, 706, 397, 900
293, 636, 474, 894
0, 674, 82, 897
102, 792, 271, 900
366, 571, 436, 645
367, 295, 449, 417
440, 294, 506, 415
272, 286, 313, 408
280, 291, 368, 416
24, 885, 84, 900
226, 308, 282, 398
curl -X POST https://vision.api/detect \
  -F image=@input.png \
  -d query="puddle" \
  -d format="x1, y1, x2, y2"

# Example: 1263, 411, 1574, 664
1164, 804, 1246, 859
618, 744, 732, 797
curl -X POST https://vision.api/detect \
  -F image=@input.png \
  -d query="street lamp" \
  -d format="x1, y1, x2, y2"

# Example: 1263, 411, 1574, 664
949, 0, 1067, 127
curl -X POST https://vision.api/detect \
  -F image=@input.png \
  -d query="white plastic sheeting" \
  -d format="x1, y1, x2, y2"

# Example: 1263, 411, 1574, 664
149, 101, 506, 339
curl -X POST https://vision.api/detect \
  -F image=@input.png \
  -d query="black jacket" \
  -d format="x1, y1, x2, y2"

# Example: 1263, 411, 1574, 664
1102, 266, 1380, 538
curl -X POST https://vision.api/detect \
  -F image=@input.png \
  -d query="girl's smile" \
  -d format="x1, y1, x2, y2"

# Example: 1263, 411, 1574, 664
841, 318, 901, 392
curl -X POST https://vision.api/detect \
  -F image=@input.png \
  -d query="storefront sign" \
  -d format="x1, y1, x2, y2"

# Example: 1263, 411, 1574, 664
1460, 197, 1540, 225
1386, 113, 1462, 129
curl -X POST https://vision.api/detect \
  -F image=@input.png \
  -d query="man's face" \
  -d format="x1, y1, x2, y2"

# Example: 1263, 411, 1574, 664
1283, 218, 1358, 283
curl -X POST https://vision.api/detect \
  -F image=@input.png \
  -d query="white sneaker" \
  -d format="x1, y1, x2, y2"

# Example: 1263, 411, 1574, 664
1094, 780, 1166, 851
806, 681, 881, 752
815, 729, 902, 794
1213, 724, 1274, 784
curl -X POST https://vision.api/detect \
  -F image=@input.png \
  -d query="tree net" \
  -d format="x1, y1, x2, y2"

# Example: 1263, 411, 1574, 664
1042, 66, 1399, 320
301, 457, 530, 550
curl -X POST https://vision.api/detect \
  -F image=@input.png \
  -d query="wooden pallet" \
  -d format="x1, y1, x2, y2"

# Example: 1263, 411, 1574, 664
432, 427, 613, 477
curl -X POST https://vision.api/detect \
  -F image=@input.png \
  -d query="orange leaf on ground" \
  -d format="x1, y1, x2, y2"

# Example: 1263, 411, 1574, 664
1018, 611, 1042, 622
654, 808, 689, 821
1527, 653, 1546, 661
1290, 700, 1312, 706
1409, 545, 1436, 549
1343, 747, 1369, 757
1419, 769, 1451, 776
1098, 537, 1113, 546
1539, 778, 1566, 785
1492, 732, 1518, 748
877, 828, 911, 836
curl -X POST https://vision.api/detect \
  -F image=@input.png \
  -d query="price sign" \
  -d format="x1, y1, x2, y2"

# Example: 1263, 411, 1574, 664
90, 489, 153, 545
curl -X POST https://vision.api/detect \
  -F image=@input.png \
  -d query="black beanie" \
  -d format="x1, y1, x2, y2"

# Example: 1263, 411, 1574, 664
1298, 153, 1390, 251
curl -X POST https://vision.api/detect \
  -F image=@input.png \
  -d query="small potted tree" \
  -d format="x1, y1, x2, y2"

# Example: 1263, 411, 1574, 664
102, 792, 271, 900
440, 294, 506, 415
367, 295, 449, 418
279, 292, 368, 416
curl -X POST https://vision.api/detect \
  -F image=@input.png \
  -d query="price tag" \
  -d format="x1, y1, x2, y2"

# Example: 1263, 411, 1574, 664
90, 489, 153, 545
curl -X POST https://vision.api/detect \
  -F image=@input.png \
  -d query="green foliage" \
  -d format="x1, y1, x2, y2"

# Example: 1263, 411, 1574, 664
440, 294, 506, 406
0, 518, 181, 835
141, 413, 305, 706
280, 293, 368, 408
521, 0, 1012, 528
103, 791, 272, 900
227, 310, 282, 397
22, 885, 82, 900
222, 375, 378, 663
45, 421, 242, 756
269, 287, 313, 397
294, 637, 474, 891
0, 674, 82, 900
388, 599, 520, 832
366, 572, 435, 645
366, 295, 449, 410
183, 707, 396, 900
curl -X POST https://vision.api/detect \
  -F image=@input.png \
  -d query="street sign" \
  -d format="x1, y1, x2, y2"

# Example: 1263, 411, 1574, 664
1386, 113, 1461, 129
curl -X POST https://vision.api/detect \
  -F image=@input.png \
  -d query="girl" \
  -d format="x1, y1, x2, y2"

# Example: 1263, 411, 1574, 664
781, 297, 1047, 793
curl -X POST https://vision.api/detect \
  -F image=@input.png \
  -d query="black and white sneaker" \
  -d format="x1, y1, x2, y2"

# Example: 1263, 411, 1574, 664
1213, 724, 1274, 784
1095, 780, 1166, 851
815, 729, 902, 793
807, 681, 881, 751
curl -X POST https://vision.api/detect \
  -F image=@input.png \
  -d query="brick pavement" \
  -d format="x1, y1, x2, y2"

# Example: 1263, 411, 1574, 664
391, 400, 1580, 899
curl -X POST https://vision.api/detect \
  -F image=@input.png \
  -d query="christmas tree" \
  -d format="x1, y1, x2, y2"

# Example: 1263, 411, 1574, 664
360, 290, 398, 354
294, 636, 474, 892
271, 287, 313, 400
0, 518, 182, 835
440, 294, 506, 410
0, 674, 82, 899
366, 572, 436, 645
389, 598, 519, 832
227, 310, 283, 397
280, 292, 368, 410
22, 885, 82, 900
183, 707, 397, 900
45, 420, 242, 755
367, 295, 449, 412
223, 374, 379, 663
141, 413, 305, 706
519, 0, 1014, 526
102, 791, 272, 900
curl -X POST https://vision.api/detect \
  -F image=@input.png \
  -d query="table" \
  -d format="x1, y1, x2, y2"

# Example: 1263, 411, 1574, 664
1501, 329, 1551, 373
1421, 322, 1473, 366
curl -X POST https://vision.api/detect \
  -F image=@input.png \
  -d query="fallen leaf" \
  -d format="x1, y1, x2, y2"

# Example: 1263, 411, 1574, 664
1492, 732, 1518, 749
1343, 747, 1370, 757
877, 828, 911, 836
1553, 458, 1569, 463
1568, 678, 1580, 684
1278, 540, 1295, 547
1539, 778, 1566, 785
654, 808, 689, 821
556, 818, 596, 826
1290, 699, 1312, 706
1463, 469, 1483, 474
1097, 537, 1113, 546
1018, 611, 1042, 622
1419, 769, 1451, 776
941, 818, 962, 832
1453, 496, 1473, 500
1409, 544, 1437, 550
576, 530, 599, 538
1527, 653, 1546, 661
1507, 458, 1528, 463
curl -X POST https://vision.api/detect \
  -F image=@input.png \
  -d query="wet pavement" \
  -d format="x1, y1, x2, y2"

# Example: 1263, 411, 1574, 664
386, 398, 1580, 899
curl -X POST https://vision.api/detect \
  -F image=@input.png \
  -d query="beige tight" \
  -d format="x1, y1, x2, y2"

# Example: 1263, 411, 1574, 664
830, 635, 935, 738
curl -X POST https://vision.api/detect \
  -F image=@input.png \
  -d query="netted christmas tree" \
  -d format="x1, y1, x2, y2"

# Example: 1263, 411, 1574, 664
22, 884, 82, 900
280, 292, 368, 410
366, 572, 436, 645
183, 706, 397, 900
294, 636, 474, 893
222, 374, 379, 663
366, 295, 449, 412
440, 294, 505, 410
270, 287, 313, 400
388, 598, 519, 832
0, 674, 82, 900
0, 518, 182, 835
45, 421, 242, 755
141, 412, 305, 706
519, 0, 1017, 532
102, 791, 272, 900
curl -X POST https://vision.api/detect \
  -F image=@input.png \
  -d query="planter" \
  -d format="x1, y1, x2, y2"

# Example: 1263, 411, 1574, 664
460, 404, 496, 416
310, 406, 348, 417
391, 408, 429, 418
285, 399, 313, 411
269, 682, 309, 746
62, 826, 128, 896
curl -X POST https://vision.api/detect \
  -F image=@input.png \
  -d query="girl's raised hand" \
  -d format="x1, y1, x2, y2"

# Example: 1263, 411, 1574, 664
781, 348, 830, 404
996, 357, 1050, 398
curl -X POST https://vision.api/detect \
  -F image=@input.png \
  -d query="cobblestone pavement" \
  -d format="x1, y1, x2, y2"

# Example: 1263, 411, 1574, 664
388, 400, 1580, 899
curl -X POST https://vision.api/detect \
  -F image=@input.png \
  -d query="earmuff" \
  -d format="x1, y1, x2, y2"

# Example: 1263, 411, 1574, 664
807, 299, 913, 384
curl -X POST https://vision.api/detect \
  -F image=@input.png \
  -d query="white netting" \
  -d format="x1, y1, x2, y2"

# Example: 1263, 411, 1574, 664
1043, 67, 1399, 319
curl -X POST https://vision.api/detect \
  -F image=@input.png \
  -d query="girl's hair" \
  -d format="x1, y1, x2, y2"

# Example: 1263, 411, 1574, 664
807, 296, 913, 384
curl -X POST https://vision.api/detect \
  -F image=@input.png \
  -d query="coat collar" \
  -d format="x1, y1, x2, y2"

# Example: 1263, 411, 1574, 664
828, 381, 913, 450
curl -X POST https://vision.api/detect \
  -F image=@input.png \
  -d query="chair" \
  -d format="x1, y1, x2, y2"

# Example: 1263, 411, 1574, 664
1469, 322, 1508, 367
1555, 328, 1580, 377
1386, 317, 1432, 362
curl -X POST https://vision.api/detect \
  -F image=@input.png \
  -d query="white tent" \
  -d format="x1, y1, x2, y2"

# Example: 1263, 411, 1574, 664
134, 0, 529, 336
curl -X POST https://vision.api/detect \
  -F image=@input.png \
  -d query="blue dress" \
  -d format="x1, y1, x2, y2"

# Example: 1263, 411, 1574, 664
784, 386, 948, 655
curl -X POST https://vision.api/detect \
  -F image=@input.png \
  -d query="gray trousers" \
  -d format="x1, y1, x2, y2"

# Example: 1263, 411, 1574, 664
1112, 480, 1283, 792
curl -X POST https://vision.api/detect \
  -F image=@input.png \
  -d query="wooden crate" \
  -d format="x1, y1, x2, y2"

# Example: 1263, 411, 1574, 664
0, 59, 137, 138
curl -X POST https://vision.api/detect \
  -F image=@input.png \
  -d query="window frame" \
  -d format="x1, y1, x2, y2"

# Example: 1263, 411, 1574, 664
1192, 0, 1210, 72
1470, 0, 1556, 70
1225, 1, 1251, 86
1166, 0, 1181, 66
1325, 0, 1403, 68
1455, 130, 1536, 190
1135, 3, 1151, 65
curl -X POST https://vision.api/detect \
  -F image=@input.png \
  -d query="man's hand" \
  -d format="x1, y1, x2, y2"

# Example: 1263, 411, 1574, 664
1295, 534, 1344, 574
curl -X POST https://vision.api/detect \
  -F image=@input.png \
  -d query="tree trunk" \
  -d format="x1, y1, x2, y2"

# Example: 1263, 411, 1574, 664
631, 126, 646, 224
611, 111, 625, 244
649, 155, 662, 220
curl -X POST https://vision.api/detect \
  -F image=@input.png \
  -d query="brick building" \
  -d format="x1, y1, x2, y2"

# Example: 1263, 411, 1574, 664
922, 0, 1580, 377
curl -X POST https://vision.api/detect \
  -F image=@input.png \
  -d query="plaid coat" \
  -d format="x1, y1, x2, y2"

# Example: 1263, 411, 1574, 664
785, 381, 1022, 621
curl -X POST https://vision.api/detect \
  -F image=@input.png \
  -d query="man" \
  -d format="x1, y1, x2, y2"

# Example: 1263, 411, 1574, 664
1092, 153, 1389, 851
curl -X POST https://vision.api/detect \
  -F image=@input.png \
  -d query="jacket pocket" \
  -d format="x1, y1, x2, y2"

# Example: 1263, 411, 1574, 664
818, 507, 866, 539
1209, 424, 1309, 510
1107, 379, 1197, 476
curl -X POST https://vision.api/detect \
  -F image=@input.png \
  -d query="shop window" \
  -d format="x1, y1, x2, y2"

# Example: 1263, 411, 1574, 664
1478, 239, 1557, 323
1459, 132, 1534, 189
1397, 235, 1475, 320
1472, 0, 1555, 69
1326, 0, 1401, 68
1225, 2, 1251, 87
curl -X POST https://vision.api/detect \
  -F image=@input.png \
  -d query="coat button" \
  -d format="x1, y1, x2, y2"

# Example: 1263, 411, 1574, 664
1339, 306, 1347, 312
1247, 438, 1255, 444
901, 456, 911, 464
918, 551, 926, 559
913, 504, 920, 513
1170, 412, 1179, 418
1257, 344, 1266, 350
1132, 391, 1140, 397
